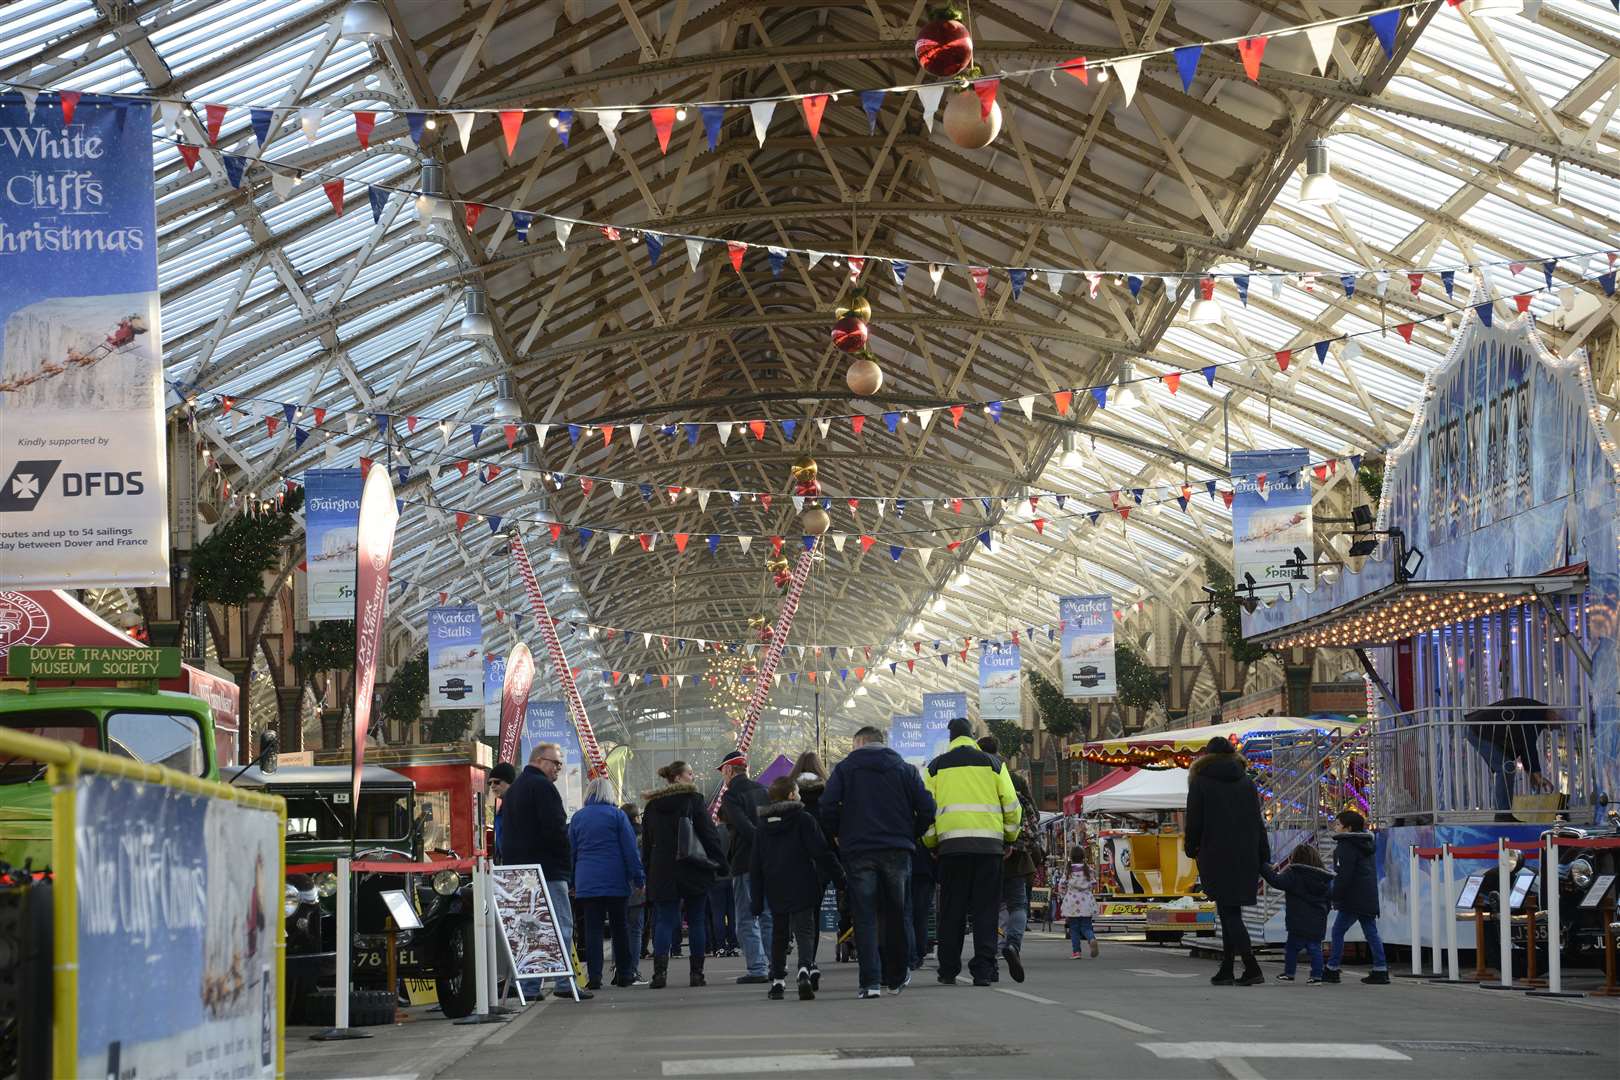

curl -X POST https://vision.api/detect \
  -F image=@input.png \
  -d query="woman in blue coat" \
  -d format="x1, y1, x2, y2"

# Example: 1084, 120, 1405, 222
569, 777, 646, 989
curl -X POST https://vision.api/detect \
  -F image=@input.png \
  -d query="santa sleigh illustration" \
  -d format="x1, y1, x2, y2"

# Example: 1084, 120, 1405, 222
2, 314, 149, 393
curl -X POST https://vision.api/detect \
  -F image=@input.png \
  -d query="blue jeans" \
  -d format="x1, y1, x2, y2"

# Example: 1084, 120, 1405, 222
623, 905, 644, 978
1001, 876, 1032, 952
653, 895, 707, 959
1463, 729, 1515, 811
1283, 933, 1324, 978
846, 849, 912, 991
546, 879, 577, 991
1067, 916, 1095, 950
732, 873, 772, 976
910, 877, 934, 966
1327, 910, 1386, 971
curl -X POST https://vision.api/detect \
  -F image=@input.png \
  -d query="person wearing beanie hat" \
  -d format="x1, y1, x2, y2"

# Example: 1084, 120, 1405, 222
487, 762, 516, 862
718, 748, 773, 983
1185, 736, 1270, 986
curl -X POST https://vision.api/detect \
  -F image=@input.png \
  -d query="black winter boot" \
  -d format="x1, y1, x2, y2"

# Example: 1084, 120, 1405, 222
689, 954, 707, 987
649, 956, 668, 990
1235, 955, 1265, 986
1211, 951, 1236, 986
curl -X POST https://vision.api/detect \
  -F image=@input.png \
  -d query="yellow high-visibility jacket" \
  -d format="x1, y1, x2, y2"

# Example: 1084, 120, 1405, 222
922, 736, 1021, 856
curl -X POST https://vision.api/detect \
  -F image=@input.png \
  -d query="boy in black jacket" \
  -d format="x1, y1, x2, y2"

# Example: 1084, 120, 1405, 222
751, 776, 844, 1000
1260, 843, 1333, 983
1324, 809, 1389, 984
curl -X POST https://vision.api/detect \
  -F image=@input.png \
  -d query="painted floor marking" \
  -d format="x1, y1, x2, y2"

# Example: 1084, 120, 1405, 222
992, 987, 1063, 1005
1138, 1043, 1410, 1061
1124, 967, 1199, 978
661, 1055, 914, 1075
1215, 1058, 1267, 1080
483, 998, 550, 1046
1077, 1010, 1161, 1035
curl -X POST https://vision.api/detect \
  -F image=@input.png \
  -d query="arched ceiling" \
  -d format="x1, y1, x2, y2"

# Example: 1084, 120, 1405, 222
8, 0, 1616, 743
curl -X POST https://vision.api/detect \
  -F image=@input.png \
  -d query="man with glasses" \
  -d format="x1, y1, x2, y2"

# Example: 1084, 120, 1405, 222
500, 743, 588, 999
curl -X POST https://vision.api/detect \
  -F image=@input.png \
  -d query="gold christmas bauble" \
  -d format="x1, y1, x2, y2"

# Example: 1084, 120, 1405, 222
800, 506, 831, 535
790, 454, 818, 479
846, 356, 884, 396
836, 295, 873, 322
943, 89, 1002, 149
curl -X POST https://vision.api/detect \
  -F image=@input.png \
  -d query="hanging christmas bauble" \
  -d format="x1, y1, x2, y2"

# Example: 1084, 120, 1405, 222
836, 294, 873, 322
800, 506, 831, 535
790, 454, 819, 482
915, 10, 973, 77
795, 477, 822, 498
846, 356, 884, 396
944, 88, 1001, 149
831, 313, 869, 353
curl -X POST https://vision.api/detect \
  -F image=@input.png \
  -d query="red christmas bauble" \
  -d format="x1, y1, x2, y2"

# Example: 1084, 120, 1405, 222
915, 17, 973, 77
831, 313, 869, 353
795, 477, 822, 498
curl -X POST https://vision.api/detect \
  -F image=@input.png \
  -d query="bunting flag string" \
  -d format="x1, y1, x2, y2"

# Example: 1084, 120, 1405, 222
170, 263, 1617, 441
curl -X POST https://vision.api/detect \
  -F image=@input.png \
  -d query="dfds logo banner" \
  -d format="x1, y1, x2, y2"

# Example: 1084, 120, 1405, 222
0, 94, 168, 587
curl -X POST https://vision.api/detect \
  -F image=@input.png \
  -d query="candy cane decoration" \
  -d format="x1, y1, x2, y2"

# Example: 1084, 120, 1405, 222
509, 531, 607, 776
736, 544, 818, 753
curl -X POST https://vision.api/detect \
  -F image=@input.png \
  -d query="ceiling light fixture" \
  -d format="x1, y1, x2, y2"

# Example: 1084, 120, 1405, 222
456, 284, 494, 340
490, 375, 523, 420
1060, 431, 1083, 470
413, 162, 454, 224
1298, 139, 1339, 207
1461, 0, 1521, 17
1112, 360, 1139, 412
339, 0, 394, 42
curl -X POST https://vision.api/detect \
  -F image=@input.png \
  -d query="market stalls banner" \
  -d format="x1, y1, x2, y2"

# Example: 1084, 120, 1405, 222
350, 464, 397, 810
979, 643, 1021, 721
74, 771, 279, 1078
426, 605, 482, 713
0, 95, 168, 588
496, 642, 534, 765
890, 713, 926, 765
1230, 448, 1312, 588
483, 651, 505, 736
921, 691, 966, 758
521, 699, 583, 812
303, 468, 361, 620
1060, 595, 1115, 699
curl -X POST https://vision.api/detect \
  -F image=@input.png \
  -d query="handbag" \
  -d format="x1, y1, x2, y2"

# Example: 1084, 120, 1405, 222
677, 810, 716, 869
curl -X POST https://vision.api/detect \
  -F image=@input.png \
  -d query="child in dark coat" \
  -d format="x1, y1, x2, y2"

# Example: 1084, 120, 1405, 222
1260, 843, 1333, 983
1324, 809, 1388, 984
751, 776, 844, 1000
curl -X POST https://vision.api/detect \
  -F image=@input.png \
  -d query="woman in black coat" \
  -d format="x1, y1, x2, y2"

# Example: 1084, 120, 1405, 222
1184, 737, 1270, 986
641, 760, 728, 989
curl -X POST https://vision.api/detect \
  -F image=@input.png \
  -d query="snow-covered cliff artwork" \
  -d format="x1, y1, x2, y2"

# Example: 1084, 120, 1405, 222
0, 291, 158, 410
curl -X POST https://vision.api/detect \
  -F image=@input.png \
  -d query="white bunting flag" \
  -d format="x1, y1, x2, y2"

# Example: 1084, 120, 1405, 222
344, 412, 357, 435
808, 251, 826, 270
928, 263, 945, 294
555, 218, 573, 248
611, 481, 625, 499
1084, 271, 1102, 299
831, 534, 848, 552
21, 89, 40, 122
533, 423, 550, 446
697, 489, 710, 511
738, 535, 752, 554
1017, 396, 1035, 420
1114, 58, 1142, 108
875, 499, 887, 518
452, 111, 475, 152
270, 171, 295, 200
1271, 275, 1285, 299
1047, 270, 1068, 293
608, 532, 624, 554
1305, 24, 1336, 76
749, 100, 775, 147
716, 421, 733, 445
917, 548, 933, 567
300, 106, 322, 143
916, 84, 945, 132
1342, 339, 1362, 362
686, 238, 705, 271
923, 501, 935, 520
519, 471, 534, 492
598, 109, 622, 149
644, 632, 653, 648
815, 418, 831, 438
1374, 270, 1390, 297
792, 495, 805, 512
918, 408, 935, 430
158, 99, 179, 134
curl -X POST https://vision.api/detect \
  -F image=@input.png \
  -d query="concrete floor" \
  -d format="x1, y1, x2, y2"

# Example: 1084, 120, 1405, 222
287, 933, 1620, 1080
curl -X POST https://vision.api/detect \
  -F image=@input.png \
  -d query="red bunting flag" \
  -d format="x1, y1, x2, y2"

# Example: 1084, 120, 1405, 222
669, 485, 683, 500
354, 110, 375, 149
727, 241, 746, 272
177, 143, 200, 170
951, 498, 962, 514
1061, 56, 1088, 83
579, 477, 594, 496
770, 535, 783, 555
1313, 464, 1329, 482
59, 90, 81, 125
454, 460, 470, 478
601, 425, 614, 446
847, 498, 859, 512
946, 540, 961, 551
312, 407, 326, 426
205, 103, 226, 144
1033, 518, 1046, 534
464, 202, 484, 231
455, 511, 470, 531
1118, 507, 1130, 521
323, 179, 344, 216
1236, 36, 1268, 81
650, 107, 676, 153
1408, 272, 1424, 295
499, 110, 523, 155
855, 666, 866, 680
486, 464, 502, 481
503, 423, 517, 449
852, 415, 866, 436
407, 416, 419, 433
907, 659, 915, 672
801, 94, 829, 139
1257, 473, 1268, 494
1164, 371, 1181, 394
638, 535, 652, 551
549, 523, 563, 542
749, 419, 766, 441
439, 592, 449, 604
266, 416, 279, 436
969, 267, 989, 297
674, 533, 689, 553
1514, 293, 1532, 313
972, 79, 999, 119
859, 535, 876, 552
1053, 390, 1073, 415
1221, 490, 1234, 508
759, 494, 772, 510
1396, 322, 1415, 344
1275, 349, 1291, 372
949, 404, 965, 427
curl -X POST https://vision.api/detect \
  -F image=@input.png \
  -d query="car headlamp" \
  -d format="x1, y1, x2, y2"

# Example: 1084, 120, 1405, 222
284, 883, 301, 919
432, 869, 460, 896
1569, 857, 1594, 889
313, 872, 339, 899
1508, 849, 1524, 874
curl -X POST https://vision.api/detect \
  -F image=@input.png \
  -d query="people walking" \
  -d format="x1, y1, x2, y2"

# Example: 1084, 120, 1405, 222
569, 778, 644, 990
822, 725, 936, 998
1184, 736, 1270, 987
620, 801, 649, 983
751, 776, 844, 1000
641, 761, 728, 989
717, 750, 772, 984
1324, 810, 1389, 984
1059, 846, 1100, 959
498, 743, 587, 999
921, 718, 1018, 988
1260, 843, 1332, 983
978, 735, 1043, 983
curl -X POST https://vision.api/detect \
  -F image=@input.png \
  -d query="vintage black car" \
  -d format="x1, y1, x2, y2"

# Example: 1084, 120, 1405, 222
234, 762, 479, 1023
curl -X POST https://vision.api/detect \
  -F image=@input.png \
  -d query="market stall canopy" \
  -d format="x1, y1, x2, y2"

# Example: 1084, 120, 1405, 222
1062, 767, 1136, 815
1082, 768, 1189, 815
1074, 716, 1364, 768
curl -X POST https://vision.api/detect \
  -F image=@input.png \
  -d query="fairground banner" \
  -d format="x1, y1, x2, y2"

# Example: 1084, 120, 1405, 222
890, 714, 926, 765
920, 691, 966, 758
978, 643, 1021, 721
426, 605, 482, 713
75, 771, 280, 1078
350, 464, 397, 810
1060, 595, 1115, 699
303, 468, 361, 620
1229, 448, 1312, 587
497, 642, 535, 766
0, 94, 168, 587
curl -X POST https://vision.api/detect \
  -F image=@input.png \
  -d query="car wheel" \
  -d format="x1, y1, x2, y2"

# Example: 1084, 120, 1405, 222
435, 916, 478, 1019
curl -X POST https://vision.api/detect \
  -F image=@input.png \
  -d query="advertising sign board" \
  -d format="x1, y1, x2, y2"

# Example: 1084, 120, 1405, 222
303, 469, 362, 620
427, 606, 483, 713
921, 692, 967, 759
1229, 448, 1312, 588
978, 643, 1021, 721
1059, 595, 1115, 699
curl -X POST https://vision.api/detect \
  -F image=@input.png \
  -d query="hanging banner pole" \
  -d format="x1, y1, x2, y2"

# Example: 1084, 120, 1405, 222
508, 531, 605, 776
350, 464, 398, 816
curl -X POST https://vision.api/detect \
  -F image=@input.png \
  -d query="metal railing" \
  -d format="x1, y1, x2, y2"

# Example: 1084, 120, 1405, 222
1368, 706, 1592, 825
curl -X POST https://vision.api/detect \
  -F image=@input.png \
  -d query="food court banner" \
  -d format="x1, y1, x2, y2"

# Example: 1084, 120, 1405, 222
521, 699, 583, 812
426, 605, 482, 713
978, 643, 1021, 721
0, 95, 168, 588
1230, 447, 1312, 588
921, 691, 966, 758
74, 770, 279, 1078
1060, 595, 1115, 699
302, 468, 361, 620
890, 714, 927, 765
